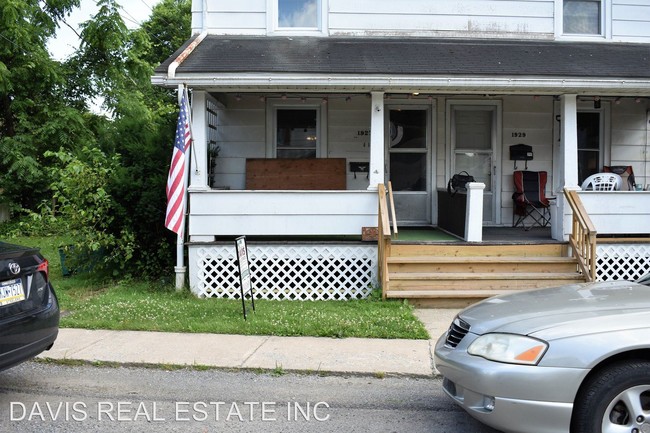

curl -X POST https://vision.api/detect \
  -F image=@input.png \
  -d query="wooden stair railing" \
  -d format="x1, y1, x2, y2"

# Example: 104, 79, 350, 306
378, 183, 396, 299
564, 188, 597, 281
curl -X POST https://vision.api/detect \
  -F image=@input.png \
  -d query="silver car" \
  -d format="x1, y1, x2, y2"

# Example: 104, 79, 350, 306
434, 280, 650, 433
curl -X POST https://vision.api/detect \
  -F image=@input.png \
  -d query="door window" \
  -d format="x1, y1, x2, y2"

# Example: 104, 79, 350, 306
453, 110, 493, 193
388, 109, 427, 191
276, 108, 318, 159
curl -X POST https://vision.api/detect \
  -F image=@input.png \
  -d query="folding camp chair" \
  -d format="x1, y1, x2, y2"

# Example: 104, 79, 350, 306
512, 171, 551, 230
603, 165, 636, 191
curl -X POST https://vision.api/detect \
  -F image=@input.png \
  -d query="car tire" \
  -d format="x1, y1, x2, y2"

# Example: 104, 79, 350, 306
571, 360, 650, 433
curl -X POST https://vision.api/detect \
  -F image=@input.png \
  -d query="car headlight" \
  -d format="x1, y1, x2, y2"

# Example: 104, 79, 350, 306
468, 333, 548, 365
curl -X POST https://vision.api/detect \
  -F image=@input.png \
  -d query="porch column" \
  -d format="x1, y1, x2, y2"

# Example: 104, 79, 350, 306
554, 94, 579, 241
368, 91, 385, 190
188, 90, 209, 192
561, 94, 579, 188
465, 182, 485, 242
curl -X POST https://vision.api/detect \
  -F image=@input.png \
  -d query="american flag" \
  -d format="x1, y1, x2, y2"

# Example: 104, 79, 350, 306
165, 92, 192, 235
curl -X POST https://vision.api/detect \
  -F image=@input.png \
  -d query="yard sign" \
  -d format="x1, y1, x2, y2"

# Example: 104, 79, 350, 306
235, 236, 255, 319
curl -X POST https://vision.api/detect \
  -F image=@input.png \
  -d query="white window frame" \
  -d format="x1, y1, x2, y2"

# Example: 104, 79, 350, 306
556, 0, 611, 40
267, 0, 328, 36
265, 98, 328, 158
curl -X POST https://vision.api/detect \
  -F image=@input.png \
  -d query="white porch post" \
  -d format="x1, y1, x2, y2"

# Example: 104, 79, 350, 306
188, 90, 209, 192
554, 94, 579, 241
465, 182, 485, 242
368, 91, 385, 190
561, 94, 579, 188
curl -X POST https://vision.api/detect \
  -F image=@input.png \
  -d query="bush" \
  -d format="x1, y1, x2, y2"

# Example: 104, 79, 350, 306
45, 146, 135, 275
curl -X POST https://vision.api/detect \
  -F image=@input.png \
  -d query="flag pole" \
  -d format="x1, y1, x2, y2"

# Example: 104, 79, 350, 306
174, 84, 192, 291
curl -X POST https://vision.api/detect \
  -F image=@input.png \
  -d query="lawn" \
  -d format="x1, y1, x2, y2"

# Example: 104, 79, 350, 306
7, 235, 429, 340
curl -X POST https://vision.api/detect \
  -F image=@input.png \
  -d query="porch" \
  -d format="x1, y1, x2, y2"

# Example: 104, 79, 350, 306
153, 36, 650, 300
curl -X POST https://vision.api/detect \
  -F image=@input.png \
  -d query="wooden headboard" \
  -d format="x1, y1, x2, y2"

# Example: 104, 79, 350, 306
245, 158, 346, 190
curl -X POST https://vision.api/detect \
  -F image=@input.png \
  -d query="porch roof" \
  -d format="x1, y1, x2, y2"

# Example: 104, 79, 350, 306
152, 35, 650, 95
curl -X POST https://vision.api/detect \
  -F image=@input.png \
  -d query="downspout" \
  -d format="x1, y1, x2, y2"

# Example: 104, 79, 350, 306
168, 31, 208, 79
168, 28, 205, 290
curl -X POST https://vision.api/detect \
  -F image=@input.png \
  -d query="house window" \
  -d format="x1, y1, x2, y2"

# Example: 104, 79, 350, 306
564, 0, 601, 35
276, 108, 318, 159
277, 0, 319, 29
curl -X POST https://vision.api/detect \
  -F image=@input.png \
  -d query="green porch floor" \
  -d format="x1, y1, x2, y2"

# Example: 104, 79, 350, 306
391, 227, 460, 242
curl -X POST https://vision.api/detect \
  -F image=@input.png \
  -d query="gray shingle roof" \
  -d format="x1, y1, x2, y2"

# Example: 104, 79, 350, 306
154, 36, 650, 79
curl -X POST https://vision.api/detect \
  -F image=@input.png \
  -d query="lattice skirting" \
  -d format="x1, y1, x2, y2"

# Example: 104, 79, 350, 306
596, 243, 650, 282
189, 243, 378, 300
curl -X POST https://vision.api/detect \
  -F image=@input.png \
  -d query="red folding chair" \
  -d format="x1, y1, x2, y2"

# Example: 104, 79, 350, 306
512, 171, 551, 230
603, 165, 636, 191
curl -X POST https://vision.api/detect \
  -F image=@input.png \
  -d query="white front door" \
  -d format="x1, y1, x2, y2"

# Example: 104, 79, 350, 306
449, 102, 501, 225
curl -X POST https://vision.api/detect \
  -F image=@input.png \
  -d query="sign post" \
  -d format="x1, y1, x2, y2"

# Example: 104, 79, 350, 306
235, 236, 255, 319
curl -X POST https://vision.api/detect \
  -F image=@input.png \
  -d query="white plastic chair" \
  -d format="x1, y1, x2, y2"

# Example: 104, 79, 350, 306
581, 173, 623, 191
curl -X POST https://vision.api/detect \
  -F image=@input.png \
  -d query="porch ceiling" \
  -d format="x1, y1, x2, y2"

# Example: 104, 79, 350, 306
152, 35, 650, 96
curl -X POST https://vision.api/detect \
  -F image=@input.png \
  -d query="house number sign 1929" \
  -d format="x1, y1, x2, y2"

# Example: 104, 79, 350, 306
511, 132, 527, 138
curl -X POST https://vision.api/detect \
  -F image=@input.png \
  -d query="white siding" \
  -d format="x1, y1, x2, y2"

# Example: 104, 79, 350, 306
210, 94, 374, 191
612, 0, 650, 41
193, 0, 267, 35
328, 0, 554, 37
191, 0, 650, 42
610, 99, 650, 187
500, 96, 555, 224
210, 95, 266, 189
326, 97, 372, 190
193, 0, 556, 39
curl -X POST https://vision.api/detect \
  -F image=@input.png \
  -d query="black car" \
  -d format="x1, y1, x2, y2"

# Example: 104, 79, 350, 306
0, 242, 59, 370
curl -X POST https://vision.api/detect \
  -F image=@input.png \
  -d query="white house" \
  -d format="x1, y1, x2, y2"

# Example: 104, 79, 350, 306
152, 0, 650, 303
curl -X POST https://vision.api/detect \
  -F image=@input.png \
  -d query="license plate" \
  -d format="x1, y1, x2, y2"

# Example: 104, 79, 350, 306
0, 279, 25, 306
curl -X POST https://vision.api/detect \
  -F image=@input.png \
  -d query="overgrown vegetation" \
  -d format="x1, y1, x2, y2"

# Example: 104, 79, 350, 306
0, 0, 191, 279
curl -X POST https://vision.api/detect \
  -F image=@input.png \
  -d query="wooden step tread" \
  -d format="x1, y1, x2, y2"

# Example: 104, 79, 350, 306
387, 256, 577, 264
389, 272, 585, 280
385, 290, 519, 299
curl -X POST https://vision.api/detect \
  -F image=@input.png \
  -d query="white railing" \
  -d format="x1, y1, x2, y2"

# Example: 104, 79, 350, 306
189, 190, 378, 237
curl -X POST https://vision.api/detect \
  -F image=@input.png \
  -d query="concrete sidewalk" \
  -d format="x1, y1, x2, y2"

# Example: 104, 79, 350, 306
38, 309, 459, 377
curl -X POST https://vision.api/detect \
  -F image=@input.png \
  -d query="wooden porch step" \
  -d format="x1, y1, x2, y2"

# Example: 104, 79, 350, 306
389, 271, 584, 280
388, 256, 579, 273
381, 241, 586, 306
387, 256, 576, 264
385, 289, 522, 299
389, 243, 568, 257
387, 271, 585, 292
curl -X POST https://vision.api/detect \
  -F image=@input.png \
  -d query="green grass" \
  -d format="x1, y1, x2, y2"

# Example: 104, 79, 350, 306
6, 235, 429, 340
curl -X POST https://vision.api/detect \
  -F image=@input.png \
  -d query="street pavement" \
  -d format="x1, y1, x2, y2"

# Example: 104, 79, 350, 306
38, 308, 460, 377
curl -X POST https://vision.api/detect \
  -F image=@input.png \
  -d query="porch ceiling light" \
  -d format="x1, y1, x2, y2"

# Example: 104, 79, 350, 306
594, 96, 601, 109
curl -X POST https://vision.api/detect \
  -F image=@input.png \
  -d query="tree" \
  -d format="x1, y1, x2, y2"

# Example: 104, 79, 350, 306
0, 0, 95, 212
1, 0, 192, 278
65, 0, 192, 277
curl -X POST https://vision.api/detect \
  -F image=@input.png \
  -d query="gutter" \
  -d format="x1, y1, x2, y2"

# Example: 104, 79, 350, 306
167, 31, 208, 79
151, 74, 650, 96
